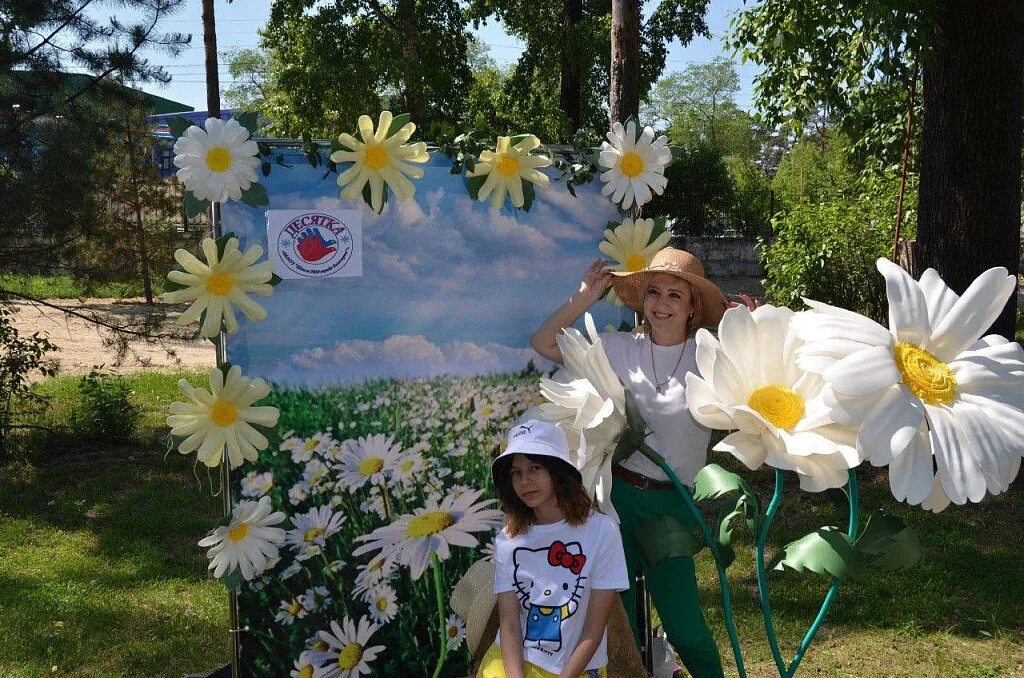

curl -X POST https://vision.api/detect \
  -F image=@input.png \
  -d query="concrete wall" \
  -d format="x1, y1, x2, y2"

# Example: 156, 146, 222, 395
670, 234, 765, 298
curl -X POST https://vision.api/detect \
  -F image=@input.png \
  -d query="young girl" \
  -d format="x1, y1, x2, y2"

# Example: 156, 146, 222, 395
478, 420, 629, 678
530, 247, 756, 678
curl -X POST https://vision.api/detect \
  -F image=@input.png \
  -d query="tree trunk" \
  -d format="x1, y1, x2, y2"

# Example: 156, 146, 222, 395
201, 0, 220, 117
123, 124, 153, 305
560, 0, 583, 135
397, 0, 426, 123
609, 0, 640, 123
917, 0, 1023, 337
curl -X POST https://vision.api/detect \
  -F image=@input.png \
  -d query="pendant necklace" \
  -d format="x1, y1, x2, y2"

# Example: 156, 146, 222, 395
650, 335, 686, 394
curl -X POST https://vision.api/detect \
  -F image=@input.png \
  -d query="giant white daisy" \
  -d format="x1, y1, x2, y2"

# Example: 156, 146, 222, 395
173, 117, 260, 203
285, 505, 346, 561
330, 111, 429, 213
198, 496, 287, 581
467, 135, 551, 210
167, 365, 280, 469
335, 435, 403, 491
531, 314, 627, 521
598, 120, 672, 209
599, 218, 672, 306
352, 488, 502, 579
792, 258, 1024, 510
311, 617, 385, 678
162, 237, 275, 338
685, 305, 863, 492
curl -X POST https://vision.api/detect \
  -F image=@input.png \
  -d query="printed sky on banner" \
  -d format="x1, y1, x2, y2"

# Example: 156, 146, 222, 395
222, 150, 626, 386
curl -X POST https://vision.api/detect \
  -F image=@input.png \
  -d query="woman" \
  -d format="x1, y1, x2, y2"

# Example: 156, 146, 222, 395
531, 247, 754, 678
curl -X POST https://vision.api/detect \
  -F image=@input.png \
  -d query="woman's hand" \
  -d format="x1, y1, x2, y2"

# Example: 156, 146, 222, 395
576, 259, 613, 307
725, 292, 762, 312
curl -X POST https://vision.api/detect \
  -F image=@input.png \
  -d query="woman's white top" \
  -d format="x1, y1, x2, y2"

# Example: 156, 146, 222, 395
599, 331, 711, 486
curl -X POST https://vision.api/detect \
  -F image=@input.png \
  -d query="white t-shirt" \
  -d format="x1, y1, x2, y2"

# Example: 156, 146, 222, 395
599, 330, 711, 485
493, 511, 629, 674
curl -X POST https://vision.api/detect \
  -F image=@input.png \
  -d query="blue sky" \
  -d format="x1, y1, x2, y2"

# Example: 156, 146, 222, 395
223, 152, 634, 386
134, 0, 758, 113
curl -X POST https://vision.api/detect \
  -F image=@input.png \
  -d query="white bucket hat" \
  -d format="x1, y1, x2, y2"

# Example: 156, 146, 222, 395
491, 420, 581, 483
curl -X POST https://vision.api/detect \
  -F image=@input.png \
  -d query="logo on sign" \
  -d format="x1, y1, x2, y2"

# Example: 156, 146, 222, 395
276, 213, 354, 277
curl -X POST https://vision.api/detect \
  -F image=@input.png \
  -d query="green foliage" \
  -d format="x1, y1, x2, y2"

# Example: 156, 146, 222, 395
645, 142, 734, 237
761, 171, 917, 321
771, 130, 859, 207
0, 305, 57, 456
726, 156, 773, 239
68, 369, 141, 443
729, 0, 931, 166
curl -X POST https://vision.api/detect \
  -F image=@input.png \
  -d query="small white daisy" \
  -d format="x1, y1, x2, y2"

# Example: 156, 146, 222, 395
310, 617, 385, 677
197, 496, 286, 581
276, 597, 308, 625
240, 470, 274, 498
445, 614, 466, 650
286, 506, 346, 561
301, 585, 333, 613
335, 435, 403, 491
364, 585, 398, 625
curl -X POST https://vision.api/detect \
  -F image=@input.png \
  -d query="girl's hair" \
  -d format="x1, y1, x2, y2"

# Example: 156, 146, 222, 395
494, 453, 592, 538
640, 276, 703, 339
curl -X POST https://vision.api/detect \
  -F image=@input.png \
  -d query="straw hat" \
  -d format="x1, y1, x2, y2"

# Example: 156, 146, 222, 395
610, 247, 728, 327
449, 557, 497, 658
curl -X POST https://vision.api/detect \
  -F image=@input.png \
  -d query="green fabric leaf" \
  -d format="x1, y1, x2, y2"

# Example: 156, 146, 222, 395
855, 511, 923, 571
183, 192, 210, 219
617, 321, 635, 333
362, 182, 387, 212
261, 161, 272, 177
168, 116, 193, 139
218, 565, 246, 592
214, 232, 236, 259
509, 133, 533, 146
623, 388, 648, 436
269, 273, 283, 287
774, 527, 862, 580
613, 427, 644, 465
521, 180, 536, 211
693, 464, 760, 525
635, 513, 703, 568
386, 112, 412, 137
241, 182, 269, 207
217, 363, 233, 381
466, 174, 487, 200
236, 111, 258, 135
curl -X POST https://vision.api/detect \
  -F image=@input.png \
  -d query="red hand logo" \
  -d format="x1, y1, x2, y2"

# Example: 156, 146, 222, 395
295, 228, 337, 262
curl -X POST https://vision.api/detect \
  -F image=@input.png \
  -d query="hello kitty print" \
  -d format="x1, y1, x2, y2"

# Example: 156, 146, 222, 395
513, 540, 588, 652
493, 513, 629, 674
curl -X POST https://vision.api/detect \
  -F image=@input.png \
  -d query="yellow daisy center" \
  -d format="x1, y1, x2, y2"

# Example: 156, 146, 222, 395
447, 625, 459, 638
210, 401, 238, 427
304, 527, 325, 542
288, 600, 302, 615
205, 146, 233, 173
479, 405, 494, 417
619, 152, 645, 178
205, 271, 234, 296
625, 253, 647, 272
364, 145, 388, 170
893, 342, 957, 405
376, 596, 390, 612
358, 457, 384, 476
227, 522, 249, 542
338, 643, 364, 670
496, 154, 520, 177
303, 438, 318, 452
298, 666, 313, 678
400, 460, 415, 473
406, 510, 455, 538
313, 640, 329, 652
747, 385, 805, 430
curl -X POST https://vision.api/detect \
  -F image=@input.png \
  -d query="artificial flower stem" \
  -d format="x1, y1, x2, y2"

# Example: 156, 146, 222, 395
755, 470, 789, 677
635, 441, 747, 678
786, 470, 859, 677
754, 469, 860, 678
430, 551, 449, 678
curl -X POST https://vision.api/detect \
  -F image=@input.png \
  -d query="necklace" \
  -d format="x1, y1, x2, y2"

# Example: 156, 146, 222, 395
650, 336, 687, 394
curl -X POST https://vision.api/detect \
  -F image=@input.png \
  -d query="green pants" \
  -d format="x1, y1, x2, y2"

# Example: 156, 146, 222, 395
612, 475, 724, 678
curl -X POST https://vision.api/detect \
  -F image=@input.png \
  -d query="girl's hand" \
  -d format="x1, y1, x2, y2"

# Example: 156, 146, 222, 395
577, 259, 613, 306
725, 292, 762, 312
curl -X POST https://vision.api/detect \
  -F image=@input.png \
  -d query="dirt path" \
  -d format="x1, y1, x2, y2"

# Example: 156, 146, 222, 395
10, 298, 216, 377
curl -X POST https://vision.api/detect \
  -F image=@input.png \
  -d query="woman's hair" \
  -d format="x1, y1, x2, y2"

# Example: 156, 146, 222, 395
640, 276, 704, 339
493, 453, 592, 538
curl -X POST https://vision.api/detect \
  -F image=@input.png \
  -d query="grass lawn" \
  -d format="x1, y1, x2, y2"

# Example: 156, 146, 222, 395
2, 370, 1022, 677
0, 273, 167, 300
0, 371, 228, 678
